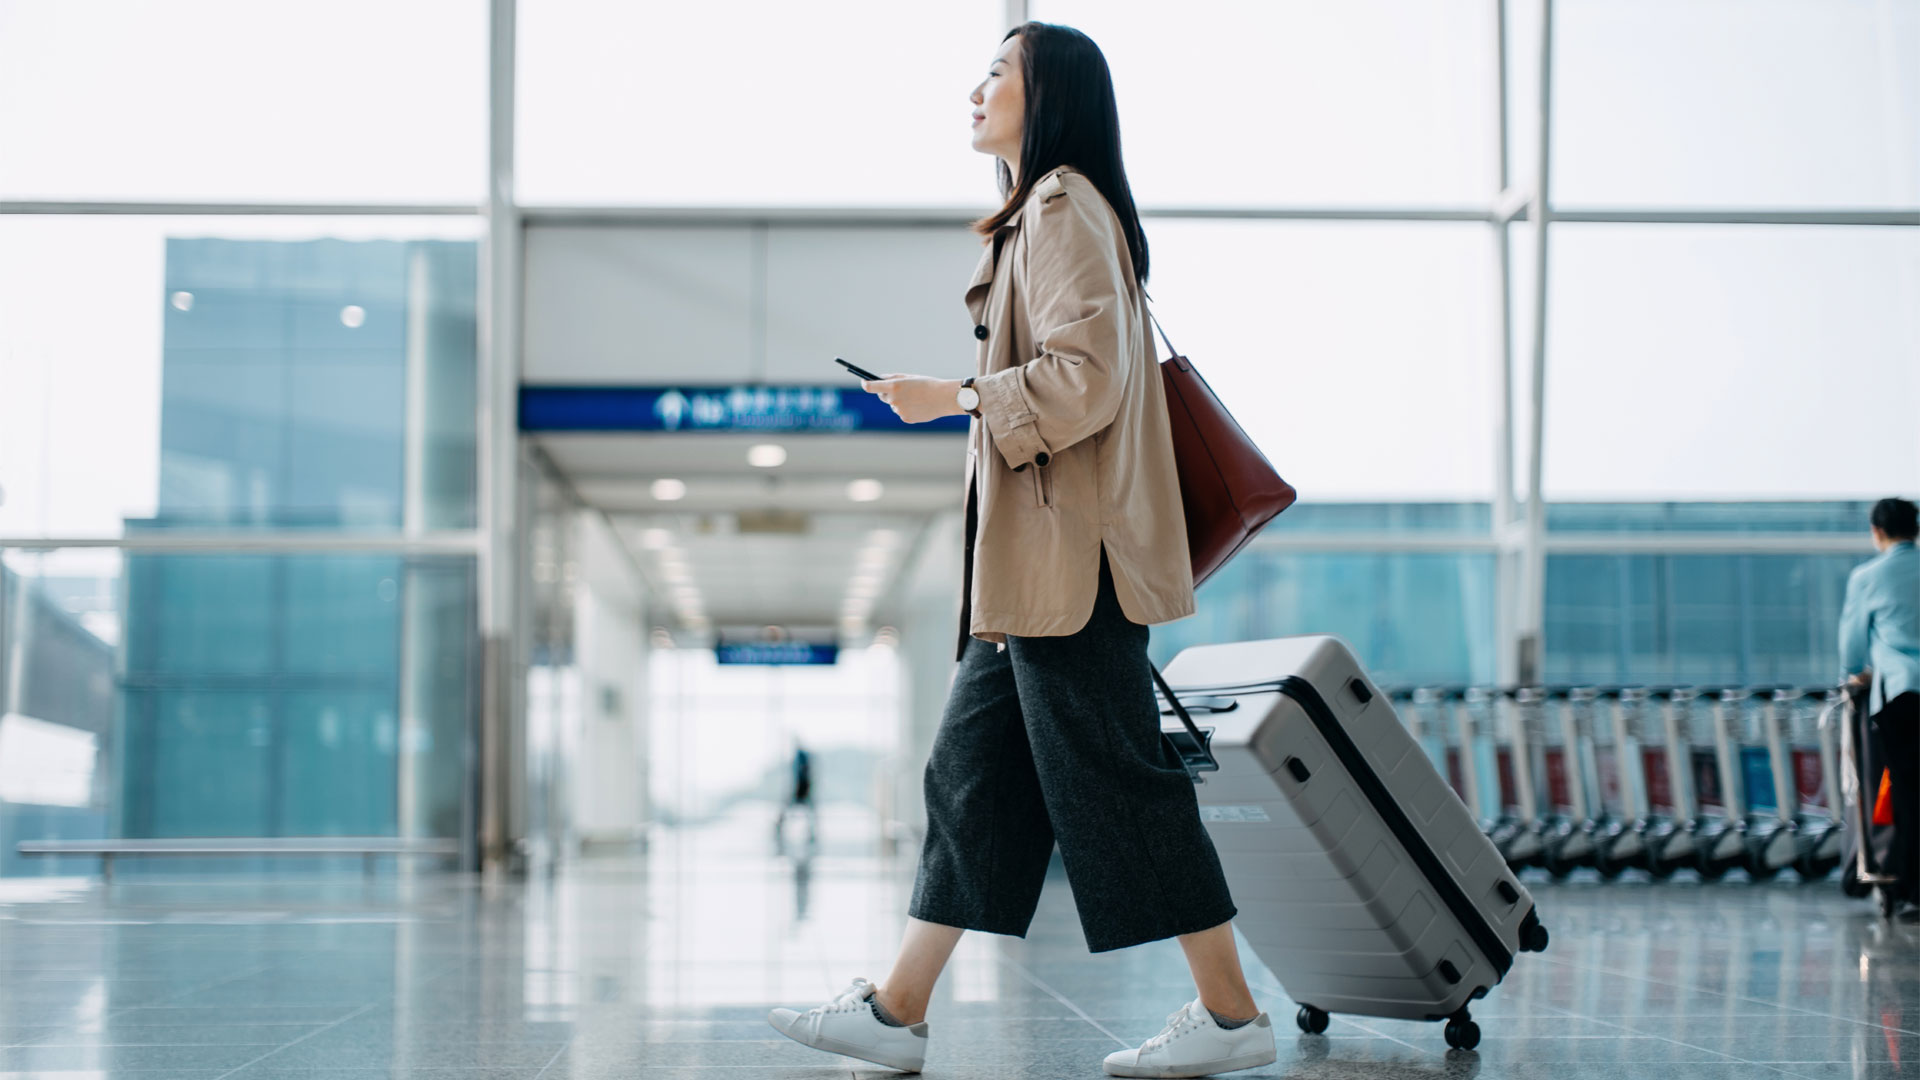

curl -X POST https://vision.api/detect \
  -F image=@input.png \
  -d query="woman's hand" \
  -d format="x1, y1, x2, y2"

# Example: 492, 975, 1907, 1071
861, 375, 965, 424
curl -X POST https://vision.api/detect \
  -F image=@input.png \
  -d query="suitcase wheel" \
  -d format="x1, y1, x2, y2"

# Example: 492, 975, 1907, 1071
1295, 1005, 1329, 1035
1444, 1016, 1481, 1051
1519, 909, 1550, 953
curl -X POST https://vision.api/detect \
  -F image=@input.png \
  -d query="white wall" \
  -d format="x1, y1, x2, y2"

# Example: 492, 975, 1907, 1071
569, 509, 651, 844
522, 224, 986, 385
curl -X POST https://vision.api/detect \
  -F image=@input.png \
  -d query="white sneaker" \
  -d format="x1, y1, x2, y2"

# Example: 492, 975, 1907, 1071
767, 976, 928, 1073
1103, 997, 1276, 1078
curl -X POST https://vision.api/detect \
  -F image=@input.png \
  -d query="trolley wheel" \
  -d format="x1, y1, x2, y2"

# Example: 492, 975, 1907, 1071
1542, 848, 1579, 880
1444, 1018, 1481, 1051
1646, 859, 1677, 880
1296, 1005, 1329, 1035
1745, 855, 1781, 882
1880, 888, 1899, 921
1696, 854, 1732, 881
1841, 862, 1873, 898
1593, 852, 1628, 880
1795, 852, 1839, 881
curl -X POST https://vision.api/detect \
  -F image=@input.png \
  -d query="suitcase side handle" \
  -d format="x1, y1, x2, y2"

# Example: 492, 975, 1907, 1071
1152, 661, 1220, 782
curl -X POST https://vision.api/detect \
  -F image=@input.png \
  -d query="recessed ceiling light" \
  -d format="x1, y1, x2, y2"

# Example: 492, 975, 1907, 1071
847, 479, 884, 502
340, 304, 366, 328
651, 478, 687, 501
747, 444, 787, 468
170, 291, 194, 312
639, 528, 673, 550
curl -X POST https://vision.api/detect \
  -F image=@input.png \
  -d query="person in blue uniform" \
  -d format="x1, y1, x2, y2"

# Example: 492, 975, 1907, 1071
1840, 497, 1920, 921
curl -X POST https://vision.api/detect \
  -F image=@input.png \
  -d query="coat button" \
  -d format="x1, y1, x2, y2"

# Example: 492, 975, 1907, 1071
973, 324, 989, 340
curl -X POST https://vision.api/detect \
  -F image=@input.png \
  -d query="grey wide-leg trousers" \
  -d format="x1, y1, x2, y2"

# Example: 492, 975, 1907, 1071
907, 552, 1238, 953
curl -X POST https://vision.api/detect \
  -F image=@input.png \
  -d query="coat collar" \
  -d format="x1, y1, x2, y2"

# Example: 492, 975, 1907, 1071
965, 165, 1075, 298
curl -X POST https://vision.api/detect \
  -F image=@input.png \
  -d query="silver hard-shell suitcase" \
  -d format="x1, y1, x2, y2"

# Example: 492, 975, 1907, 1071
1159, 635, 1550, 1050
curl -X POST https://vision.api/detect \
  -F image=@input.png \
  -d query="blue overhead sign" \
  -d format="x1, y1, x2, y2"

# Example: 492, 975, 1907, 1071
519, 385, 969, 434
715, 642, 840, 666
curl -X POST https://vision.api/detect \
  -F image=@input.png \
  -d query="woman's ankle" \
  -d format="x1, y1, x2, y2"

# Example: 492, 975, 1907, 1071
874, 985, 926, 1026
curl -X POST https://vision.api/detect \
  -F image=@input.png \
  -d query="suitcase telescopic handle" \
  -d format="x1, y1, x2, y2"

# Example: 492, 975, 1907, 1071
1151, 662, 1220, 782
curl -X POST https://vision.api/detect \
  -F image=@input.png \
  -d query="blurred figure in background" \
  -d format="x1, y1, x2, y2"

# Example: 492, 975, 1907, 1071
1840, 497, 1920, 921
775, 740, 818, 855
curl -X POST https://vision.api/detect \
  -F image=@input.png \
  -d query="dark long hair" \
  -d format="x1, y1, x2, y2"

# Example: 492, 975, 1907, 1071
971, 22, 1149, 284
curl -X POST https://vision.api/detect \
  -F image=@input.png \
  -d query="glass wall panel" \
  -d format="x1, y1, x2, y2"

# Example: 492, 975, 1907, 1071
1539, 225, 1920, 501
518, 0, 1004, 206
0, 1, 487, 202
1525, 0, 1920, 209
1544, 552, 1862, 688
1149, 549, 1498, 687
1032, 0, 1498, 206
0, 548, 475, 877
1547, 501, 1883, 534
1148, 221, 1499, 503
0, 217, 481, 538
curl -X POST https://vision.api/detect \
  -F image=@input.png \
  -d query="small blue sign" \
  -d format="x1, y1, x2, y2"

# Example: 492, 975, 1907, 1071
715, 642, 840, 666
519, 385, 969, 434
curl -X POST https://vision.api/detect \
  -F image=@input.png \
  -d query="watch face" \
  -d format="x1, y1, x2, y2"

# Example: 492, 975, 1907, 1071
957, 387, 981, 411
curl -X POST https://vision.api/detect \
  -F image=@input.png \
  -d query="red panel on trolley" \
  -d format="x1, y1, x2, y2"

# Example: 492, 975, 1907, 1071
1643, 747, 1674, 813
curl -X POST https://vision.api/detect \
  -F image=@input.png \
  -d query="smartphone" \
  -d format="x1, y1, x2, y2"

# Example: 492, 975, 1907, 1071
835, 357, 883, 382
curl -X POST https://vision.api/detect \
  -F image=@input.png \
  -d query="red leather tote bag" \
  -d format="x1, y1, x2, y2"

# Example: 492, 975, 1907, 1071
1148, 305, 1298, 588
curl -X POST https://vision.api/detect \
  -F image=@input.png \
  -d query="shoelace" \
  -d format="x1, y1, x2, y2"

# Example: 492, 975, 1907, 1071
803, 977, 877, 1033
1140, 1000, 1204, 1053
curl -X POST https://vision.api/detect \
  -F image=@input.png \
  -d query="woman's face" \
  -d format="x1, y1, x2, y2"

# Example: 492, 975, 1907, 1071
969, 35, 1025, 167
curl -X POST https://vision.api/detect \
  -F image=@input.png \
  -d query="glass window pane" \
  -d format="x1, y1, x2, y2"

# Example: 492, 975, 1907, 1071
1532, 0, 1920, 209
0, 548, 474, 876
0, 217, 480, 539
1150, 551, 1497, 686
518, 0, 1004, 206
1032, 0, 1498, 206
1546, 501, 1883, 533
1541, 224, 1920, 500
0, 1, 487, 203
1545, 551, 1858, 687
1148, 221, 1499, 501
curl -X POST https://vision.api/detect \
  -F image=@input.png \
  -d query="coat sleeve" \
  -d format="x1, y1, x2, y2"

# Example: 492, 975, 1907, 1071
972, 181, 1131, 473
1839, 563, 1872, 678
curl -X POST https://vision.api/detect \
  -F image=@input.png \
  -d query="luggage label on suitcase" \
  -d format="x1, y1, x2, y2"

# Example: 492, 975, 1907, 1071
1162, 635, 1548, 1035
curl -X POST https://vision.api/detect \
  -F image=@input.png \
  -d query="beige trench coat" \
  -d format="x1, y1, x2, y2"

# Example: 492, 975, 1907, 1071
957, 164, 1194, 661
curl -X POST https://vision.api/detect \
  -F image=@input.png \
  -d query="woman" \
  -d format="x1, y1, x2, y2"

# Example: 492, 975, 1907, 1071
768, 22, 1275, 1078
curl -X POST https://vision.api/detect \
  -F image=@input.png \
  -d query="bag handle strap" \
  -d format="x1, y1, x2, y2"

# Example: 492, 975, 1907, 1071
1151, 660, 1219, 778
1140, 287, 1180, 360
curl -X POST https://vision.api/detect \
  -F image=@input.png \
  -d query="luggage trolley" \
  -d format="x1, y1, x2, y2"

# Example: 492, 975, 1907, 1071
1591, 687, 1655, 878
1739, 687, 1804, 880
1832, 683, 1900, 912
1402, 687, 1448, 776
1489, 688, 1547, 869
1786, 687, 1844, 880
1537, 687, 1601, 878
1642, 687, 1706, 877
1451, 688, 1507, 831
1693, 688, 1754, 879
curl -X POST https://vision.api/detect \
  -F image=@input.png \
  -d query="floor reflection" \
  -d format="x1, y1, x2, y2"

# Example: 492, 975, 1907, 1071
0, 803, 1914, 1079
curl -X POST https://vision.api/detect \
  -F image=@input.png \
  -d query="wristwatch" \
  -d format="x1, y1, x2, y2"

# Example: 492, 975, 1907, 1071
956, 377, 981, 417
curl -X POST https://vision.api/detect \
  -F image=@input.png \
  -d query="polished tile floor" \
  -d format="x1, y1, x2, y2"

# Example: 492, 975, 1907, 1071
2, 806, 1916, 1080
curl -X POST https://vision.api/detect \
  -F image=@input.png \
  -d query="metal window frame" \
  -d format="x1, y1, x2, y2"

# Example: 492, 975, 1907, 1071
3, 0, 1914, 871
